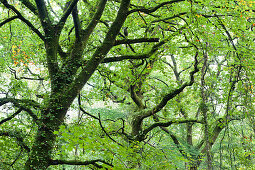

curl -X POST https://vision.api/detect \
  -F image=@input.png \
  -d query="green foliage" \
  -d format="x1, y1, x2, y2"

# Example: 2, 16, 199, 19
0, 0, 255, 169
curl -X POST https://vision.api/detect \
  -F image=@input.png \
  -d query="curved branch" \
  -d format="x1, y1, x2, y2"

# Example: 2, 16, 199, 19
98, 113, 124, 147
0, 108, 23, 125
78, 94, 99, 120
18, 0, 38, 16
142, 119, 203, 138
0, 0, 45, 41
114, 38, 159, 46
0, 98, 40, 109
0, 98, 40, 125
0, 16, 18, 27
9, 67, 44, 80
140, 51, 199, 120
128, 0, 185, 14
50, 159, 113, 167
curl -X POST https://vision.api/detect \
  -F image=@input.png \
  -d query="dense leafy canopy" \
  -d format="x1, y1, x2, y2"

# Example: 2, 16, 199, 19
0, 0, 255, 169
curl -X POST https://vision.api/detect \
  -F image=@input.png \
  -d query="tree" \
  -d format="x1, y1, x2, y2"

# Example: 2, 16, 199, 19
0, 0, 254, 169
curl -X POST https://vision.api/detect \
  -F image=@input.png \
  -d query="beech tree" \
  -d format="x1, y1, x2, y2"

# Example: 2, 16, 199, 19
0, 0, 254, 169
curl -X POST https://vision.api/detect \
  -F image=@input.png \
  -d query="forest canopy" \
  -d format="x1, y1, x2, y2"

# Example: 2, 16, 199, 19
0, 0, 254, 169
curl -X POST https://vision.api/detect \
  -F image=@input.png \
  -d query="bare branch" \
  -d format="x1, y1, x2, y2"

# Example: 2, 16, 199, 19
0, 16, 18, 27
98, 113, 124, 147
114, 38, 159, 46
0, 108, 23, 125
50, 159, 113, 167
142, 119, 203, 138
128, 0, 185, 14
78, 94, 99, 120
102, 54, 149, 63
9, 67, 44, 81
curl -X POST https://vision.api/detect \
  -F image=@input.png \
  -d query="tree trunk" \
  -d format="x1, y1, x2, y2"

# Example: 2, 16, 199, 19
24, 126, 56, 169
24, 100, 68, 169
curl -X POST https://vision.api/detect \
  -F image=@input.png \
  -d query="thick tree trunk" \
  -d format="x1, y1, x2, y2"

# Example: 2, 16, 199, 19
24, 100, 68, 169
24, 126, 56, 169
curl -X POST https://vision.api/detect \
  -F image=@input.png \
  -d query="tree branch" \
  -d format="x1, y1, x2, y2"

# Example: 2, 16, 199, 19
98, 113, 124, 147
140, 51, 199, 120
34, 0, 51, 29
67, 0, 130, 102
0, 98, 40, 124
130, 85, 145, 109
102, 33, 178, 63
128, 0, 185, 14
9, 67, 44, 80
0, 0, 45, 41
0, 16, 18, 27
61, 0, 108, 82
50, 159, 113, 167
142, 119, 203, 138
151, 12, 187, 23
102, 53, 149, 63
72, 4, 81, 40
57, 0, 79, 32
0, 98, 40, 109
153, 115, 186, 157
18, 0, 38, 16
0, 108, 23, 125
114, 38, 159, 46
78, 94, 99, 120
